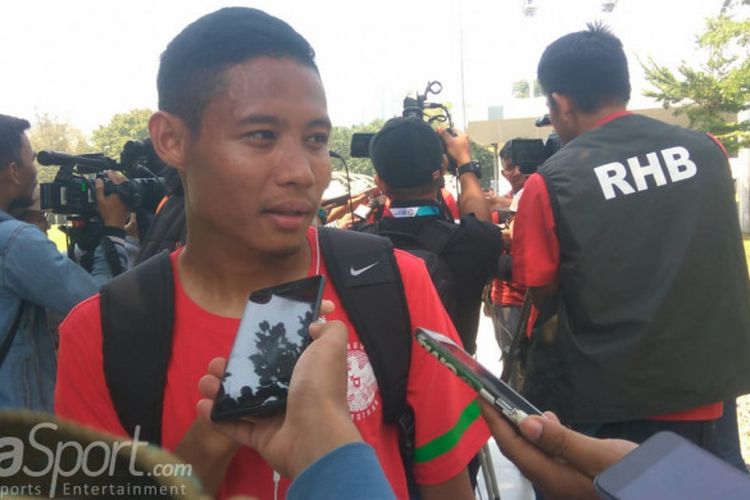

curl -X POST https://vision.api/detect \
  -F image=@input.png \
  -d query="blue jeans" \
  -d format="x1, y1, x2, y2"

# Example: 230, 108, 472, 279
490, 304, 522, 359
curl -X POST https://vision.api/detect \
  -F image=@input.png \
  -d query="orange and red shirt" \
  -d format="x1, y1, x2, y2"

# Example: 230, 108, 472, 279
55, 227, 489, 499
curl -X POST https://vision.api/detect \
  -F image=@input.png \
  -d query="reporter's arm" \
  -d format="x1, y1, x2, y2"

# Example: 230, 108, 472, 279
288, 442, 394, 500
3, 223, 100, 315
480, 400, 636, 499
437, 128, 490, 221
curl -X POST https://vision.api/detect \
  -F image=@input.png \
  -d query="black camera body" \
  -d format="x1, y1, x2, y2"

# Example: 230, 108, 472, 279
505, 134, 564, 175
350, 81, 455, 163
39, 139, 166, 216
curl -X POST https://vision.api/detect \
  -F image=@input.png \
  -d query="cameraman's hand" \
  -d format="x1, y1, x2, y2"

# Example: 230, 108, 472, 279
196, 300, 362, 479
438, 128, 472, 166
481, 400, 636, 499
96, 171, 129, 229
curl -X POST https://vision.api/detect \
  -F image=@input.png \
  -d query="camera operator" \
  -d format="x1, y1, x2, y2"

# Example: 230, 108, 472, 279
0, 114, 128, 412
511, 23, 750, 457
356, 117, 502, 354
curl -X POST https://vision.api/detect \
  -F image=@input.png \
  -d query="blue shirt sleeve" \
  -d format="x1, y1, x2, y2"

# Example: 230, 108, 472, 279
2, 223, 124, 316
287, 443, 395, 500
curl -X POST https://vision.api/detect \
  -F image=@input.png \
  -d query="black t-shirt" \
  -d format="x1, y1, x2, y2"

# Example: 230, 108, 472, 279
359, 213, 503, 353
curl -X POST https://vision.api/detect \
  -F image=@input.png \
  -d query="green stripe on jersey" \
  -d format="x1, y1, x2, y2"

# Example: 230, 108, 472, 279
413, 400, 481, 463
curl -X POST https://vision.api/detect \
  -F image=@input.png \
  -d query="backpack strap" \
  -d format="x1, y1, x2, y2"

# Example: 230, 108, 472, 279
100, 251, 174, 445
318, 227, 411, 424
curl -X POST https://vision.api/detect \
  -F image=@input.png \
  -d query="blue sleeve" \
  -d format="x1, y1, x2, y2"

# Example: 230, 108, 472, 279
1, 224, 122, 316
287, 443, 395, 500
89, 232, 129, 286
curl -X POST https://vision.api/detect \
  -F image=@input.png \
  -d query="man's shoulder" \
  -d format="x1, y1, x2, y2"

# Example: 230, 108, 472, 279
0, 219, 45, 253
59, 293, 102, 333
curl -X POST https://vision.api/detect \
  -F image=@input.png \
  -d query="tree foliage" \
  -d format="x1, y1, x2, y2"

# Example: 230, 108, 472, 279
513, 80, 530, 99
91, 108, 152, 159
328, 119, 385, 176
28, 113, 90, 155
642, 0, 750, 154
28, 113, 92, 184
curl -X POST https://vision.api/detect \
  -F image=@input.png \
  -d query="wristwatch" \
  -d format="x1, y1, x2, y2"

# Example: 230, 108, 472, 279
457, 160, 482, 179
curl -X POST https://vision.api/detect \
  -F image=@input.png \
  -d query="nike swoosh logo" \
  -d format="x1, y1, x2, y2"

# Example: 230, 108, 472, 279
350, 262, 379, 277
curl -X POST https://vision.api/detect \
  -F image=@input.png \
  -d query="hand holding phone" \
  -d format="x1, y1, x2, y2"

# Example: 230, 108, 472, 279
415, 327, 541, 426
211, 275, 326, 421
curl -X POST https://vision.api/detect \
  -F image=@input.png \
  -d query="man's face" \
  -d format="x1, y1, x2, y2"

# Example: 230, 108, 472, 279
182, 57, 331, 257
501, 157, 527, 193
10, 134, 38, 210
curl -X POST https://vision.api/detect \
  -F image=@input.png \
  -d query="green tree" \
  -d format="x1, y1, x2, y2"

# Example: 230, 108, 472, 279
470, 142, 495, 188
91, 108, 153, 159
328, 119, 384, 176
28, 113, 90, 154
512, 80, 530, 99
28, 113, 92, 183
642, 0, 750, 155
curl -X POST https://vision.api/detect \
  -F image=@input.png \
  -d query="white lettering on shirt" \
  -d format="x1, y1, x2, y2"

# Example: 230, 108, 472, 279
593, 146, 697, 200
594, 162, 635, 200
661, 146, 698, 182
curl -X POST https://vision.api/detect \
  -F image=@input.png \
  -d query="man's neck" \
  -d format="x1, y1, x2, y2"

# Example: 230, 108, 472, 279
178, 225, 311, 318
575, 104, 628, 136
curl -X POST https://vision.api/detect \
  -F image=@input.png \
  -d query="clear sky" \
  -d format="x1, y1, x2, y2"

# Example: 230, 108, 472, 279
0, 0, 726, 135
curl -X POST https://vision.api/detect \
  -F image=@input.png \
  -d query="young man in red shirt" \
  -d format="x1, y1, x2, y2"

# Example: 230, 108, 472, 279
54, 8, 488, 499
512, 23, 750, 454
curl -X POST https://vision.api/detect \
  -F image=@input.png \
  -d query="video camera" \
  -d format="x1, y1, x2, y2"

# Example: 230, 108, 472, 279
504, 134, 564, 175
38, 140, 167, 262
350, 80, 455, 162
38, 139, 166, 217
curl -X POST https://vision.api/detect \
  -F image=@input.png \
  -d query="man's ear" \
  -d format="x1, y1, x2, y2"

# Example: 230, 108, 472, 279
6, 161, 22, 186
551, 92, 574, 117
149, 111, 190, 173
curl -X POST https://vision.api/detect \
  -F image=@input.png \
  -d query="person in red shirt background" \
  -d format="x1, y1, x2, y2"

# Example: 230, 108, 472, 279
487, 140, 530, 375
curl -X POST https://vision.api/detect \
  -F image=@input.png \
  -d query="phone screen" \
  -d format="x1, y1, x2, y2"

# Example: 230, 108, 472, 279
211, 275, 325, 420
595, 431, 750, 500
415, 327, 542, 425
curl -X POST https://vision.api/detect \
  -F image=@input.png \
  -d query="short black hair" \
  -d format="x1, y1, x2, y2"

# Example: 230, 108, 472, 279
537, 22, 630, 113
499, 141, 512, 161
0, 114, 30, 169
157, 7, 318, 132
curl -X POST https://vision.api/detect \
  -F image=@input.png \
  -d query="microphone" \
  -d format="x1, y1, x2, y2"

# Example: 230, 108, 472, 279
37, 150, 117, 170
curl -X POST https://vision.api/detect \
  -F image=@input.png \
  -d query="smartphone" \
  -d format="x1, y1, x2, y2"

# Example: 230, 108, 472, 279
211, 275, 326, 421
594, 431, 750, 500
414, 327, 542, 426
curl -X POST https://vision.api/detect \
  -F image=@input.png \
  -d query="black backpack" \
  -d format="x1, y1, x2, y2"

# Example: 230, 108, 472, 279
100, 228, 420, 490
359, 219, 459, 324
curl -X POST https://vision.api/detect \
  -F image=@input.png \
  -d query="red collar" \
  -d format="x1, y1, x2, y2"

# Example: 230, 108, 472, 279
593, 110, 632, 128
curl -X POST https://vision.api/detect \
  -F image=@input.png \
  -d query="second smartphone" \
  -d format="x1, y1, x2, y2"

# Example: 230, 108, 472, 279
415, 327, 542, 426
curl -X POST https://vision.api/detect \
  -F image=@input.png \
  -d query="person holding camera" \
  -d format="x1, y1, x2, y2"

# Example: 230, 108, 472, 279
512, 23, 750, 455
0, 114, 128, 412
356, 117, 503, 355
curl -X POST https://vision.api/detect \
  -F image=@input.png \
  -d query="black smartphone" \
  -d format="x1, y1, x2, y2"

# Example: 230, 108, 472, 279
414, 327, 542, 426
594, 431, 750, 500
211, 275, 326, 421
